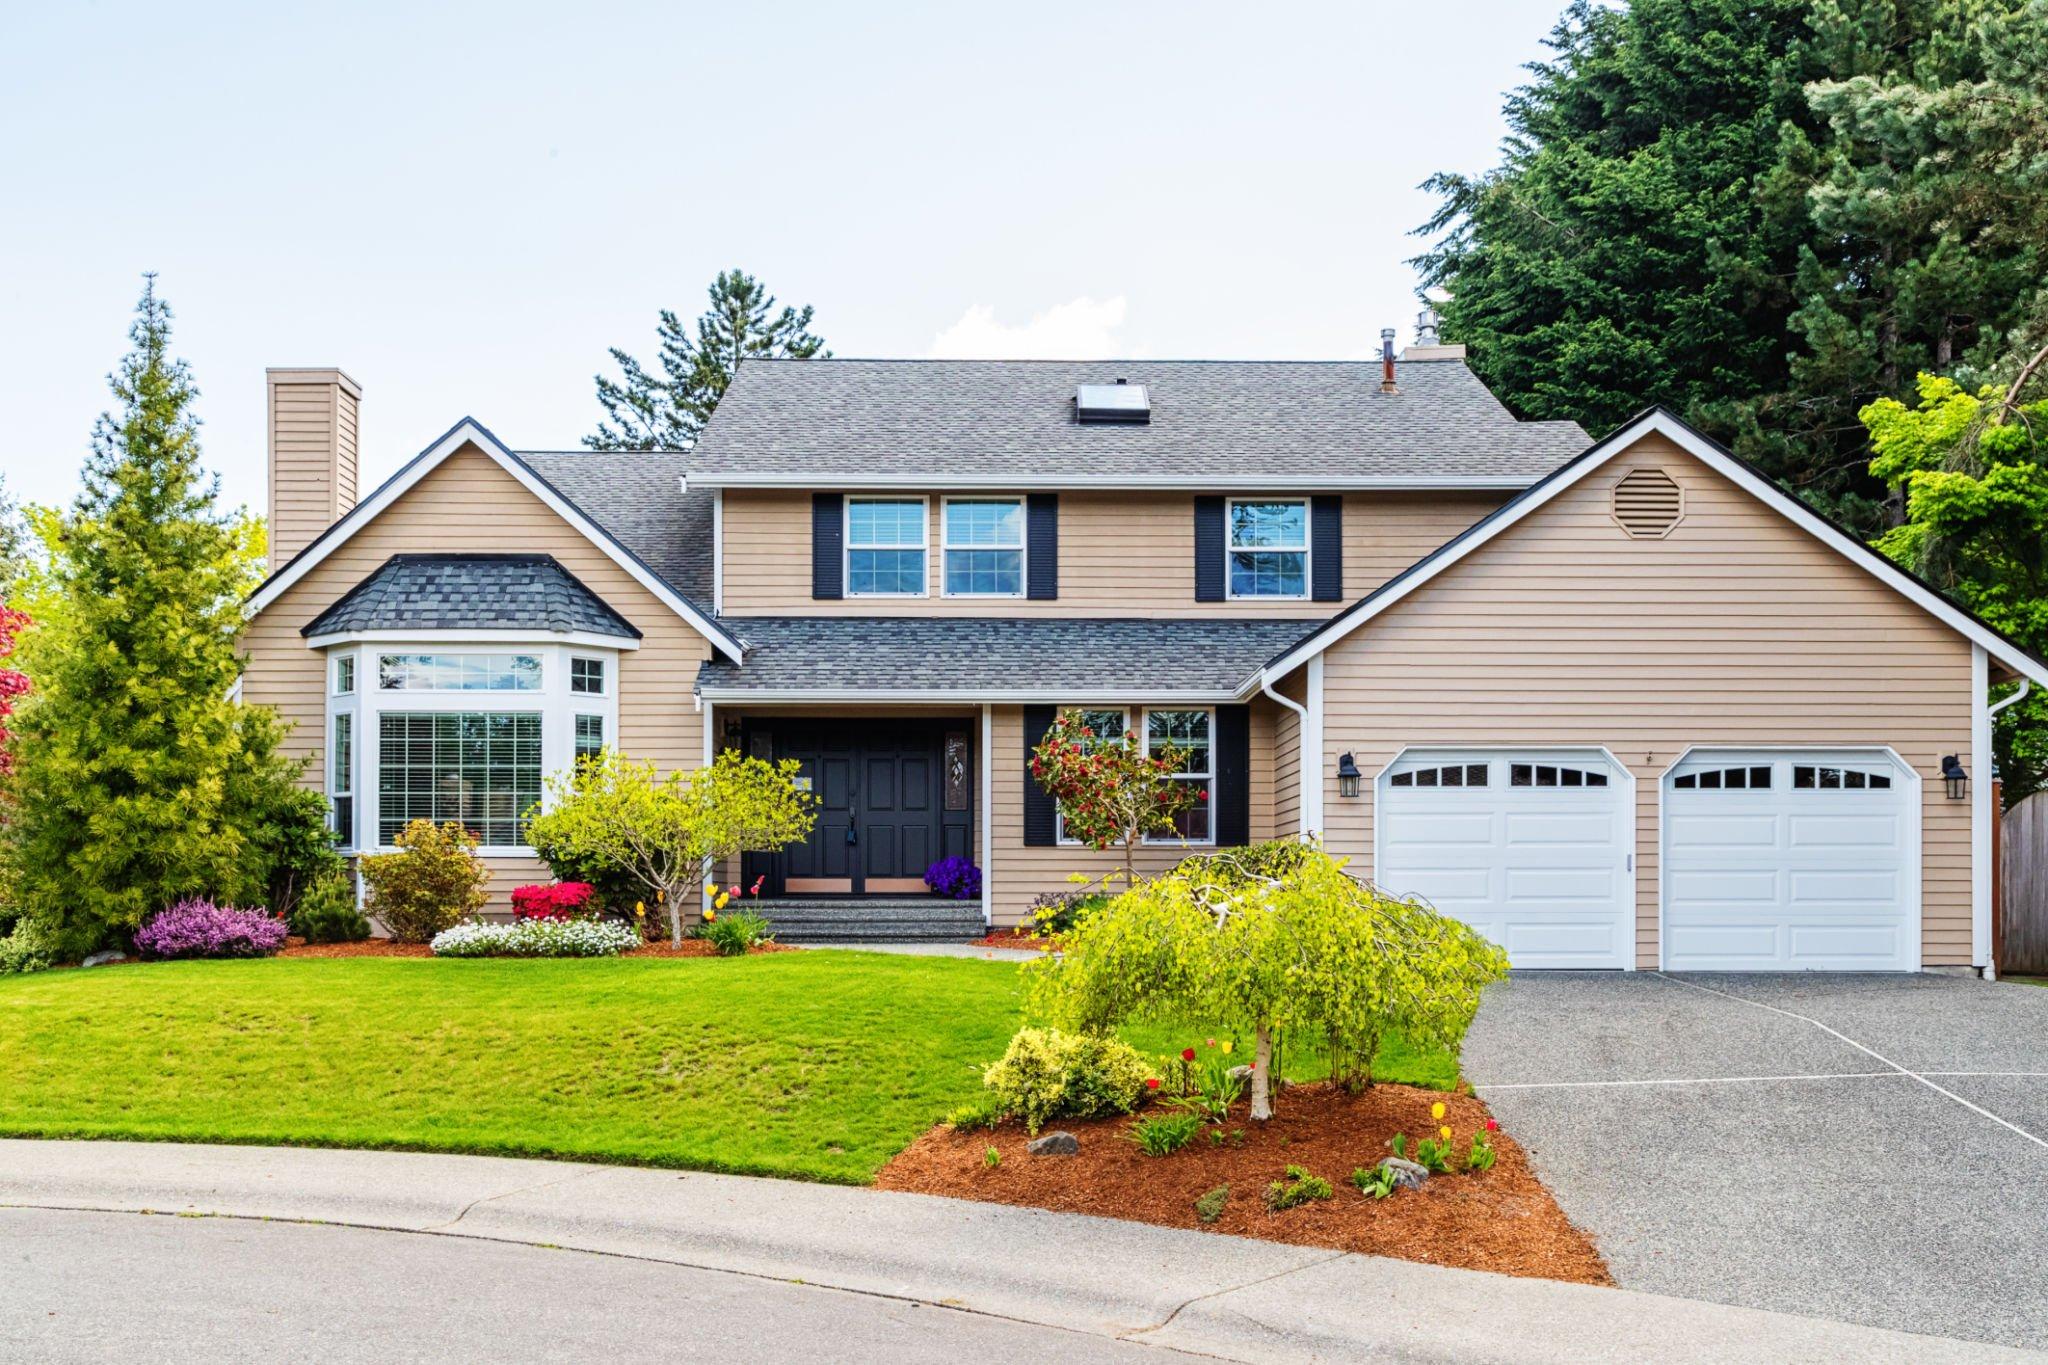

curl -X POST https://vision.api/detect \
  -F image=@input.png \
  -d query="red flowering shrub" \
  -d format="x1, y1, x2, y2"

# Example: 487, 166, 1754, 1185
0, 606, 29, 776
1029, 710, 1199, 886
510, 882, 597, 921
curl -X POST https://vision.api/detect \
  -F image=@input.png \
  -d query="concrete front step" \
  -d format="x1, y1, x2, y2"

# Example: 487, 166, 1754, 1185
753, 898, 985, 945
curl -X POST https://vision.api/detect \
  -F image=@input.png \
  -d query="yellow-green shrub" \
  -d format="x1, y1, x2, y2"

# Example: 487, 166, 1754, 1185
359, 820, 490, 944
981, 1026, 1152, 1134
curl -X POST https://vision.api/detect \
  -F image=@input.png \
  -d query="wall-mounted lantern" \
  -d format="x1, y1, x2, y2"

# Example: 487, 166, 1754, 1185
1336, 752, 1362, 799
1940, 754, 1969, 801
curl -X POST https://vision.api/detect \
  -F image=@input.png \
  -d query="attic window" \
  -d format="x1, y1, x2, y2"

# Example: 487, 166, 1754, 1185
1611, 468, 1684, 538
1075, 381, 1150, 424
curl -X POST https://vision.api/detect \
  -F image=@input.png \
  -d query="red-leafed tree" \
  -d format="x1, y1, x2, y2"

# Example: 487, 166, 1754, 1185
0, 606, 26, 776
1030, 710, 1200, 891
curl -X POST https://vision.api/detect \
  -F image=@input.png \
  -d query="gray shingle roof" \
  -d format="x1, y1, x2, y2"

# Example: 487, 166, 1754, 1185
696, 616, 1319, 696
517, 448, 714, 603
303, 554, 641, 639
686, 358, 1590, 486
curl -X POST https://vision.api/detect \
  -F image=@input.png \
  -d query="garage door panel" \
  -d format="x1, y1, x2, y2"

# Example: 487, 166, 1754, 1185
1787, 814, 1897, 848
1664, 751, 1914, 972
1667, 813, 1779, 849
1502, 811, 1620, 846
1379, 749, 1631, 970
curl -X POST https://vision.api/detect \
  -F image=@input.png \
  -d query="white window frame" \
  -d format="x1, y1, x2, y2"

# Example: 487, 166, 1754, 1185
1141, 706, 1214, 846
569, 655, 607, 696
1224, 497, 1311, 601
333, 653, 356, 695
325, 640, 622, 856
844, 494, 930, 598
328, 711, 355, 851
940, 496, 1026, 599
1050, 705, 1216, 848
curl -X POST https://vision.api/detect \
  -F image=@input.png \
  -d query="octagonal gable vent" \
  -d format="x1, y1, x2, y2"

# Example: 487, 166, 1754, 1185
1612, 467, 1683, 538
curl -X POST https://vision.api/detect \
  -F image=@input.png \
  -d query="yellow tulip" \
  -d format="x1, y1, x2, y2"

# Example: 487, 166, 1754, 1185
715, 892, 730, 909
635, 901, 645, 915
1220, 1040, 1233, 1055
1439, 1125, 1452, 1141
1430, 1101, 1446, 1121
704, 908, 717, 923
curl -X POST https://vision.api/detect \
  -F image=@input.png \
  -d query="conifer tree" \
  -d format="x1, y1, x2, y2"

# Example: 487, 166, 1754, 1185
587, 269, 827, 450
2, 277, 327, 957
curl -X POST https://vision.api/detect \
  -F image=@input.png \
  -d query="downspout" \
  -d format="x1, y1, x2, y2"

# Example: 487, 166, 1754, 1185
1980, 675, 2030, 980
1990, 677, 2031, 721
1258, 665, 1316, 842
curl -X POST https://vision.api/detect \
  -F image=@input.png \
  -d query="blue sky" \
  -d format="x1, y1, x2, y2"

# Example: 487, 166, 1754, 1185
0, 1, 1566, 515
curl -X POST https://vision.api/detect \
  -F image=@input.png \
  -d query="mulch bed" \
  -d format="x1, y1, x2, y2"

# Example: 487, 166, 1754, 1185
970, 930, 1056, 952
276, 936, 794, 959
877, 1080, 1610, 1285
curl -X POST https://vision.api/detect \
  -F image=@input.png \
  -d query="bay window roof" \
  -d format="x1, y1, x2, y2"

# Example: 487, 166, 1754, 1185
302, 554, 640, 641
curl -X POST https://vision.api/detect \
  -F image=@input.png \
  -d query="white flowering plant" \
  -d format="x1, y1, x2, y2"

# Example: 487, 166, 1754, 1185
430, 917, 641, 959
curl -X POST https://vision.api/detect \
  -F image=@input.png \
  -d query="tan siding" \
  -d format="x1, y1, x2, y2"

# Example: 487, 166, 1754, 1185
988, 706, 1231, 926
721, 489, 1507, 617
1315, 434, 1977, 967
242, 443, 716, 912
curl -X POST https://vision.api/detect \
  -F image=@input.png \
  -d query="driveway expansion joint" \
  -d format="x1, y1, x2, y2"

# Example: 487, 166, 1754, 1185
1650, 972, 2048, 1152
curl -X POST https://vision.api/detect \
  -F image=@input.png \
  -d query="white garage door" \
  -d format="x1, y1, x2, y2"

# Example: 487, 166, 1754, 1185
1663, 751, 1916, 972
1377, 749, 1633, 969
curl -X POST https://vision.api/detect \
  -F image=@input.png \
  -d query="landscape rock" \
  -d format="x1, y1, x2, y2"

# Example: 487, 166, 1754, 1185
1026, 1131, 1079, 1157
81, 951, 128, 968
1377, 1157, 1430, 1191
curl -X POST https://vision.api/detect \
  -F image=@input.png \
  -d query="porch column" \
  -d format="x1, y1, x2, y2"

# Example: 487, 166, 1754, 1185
980, 703, 993, 926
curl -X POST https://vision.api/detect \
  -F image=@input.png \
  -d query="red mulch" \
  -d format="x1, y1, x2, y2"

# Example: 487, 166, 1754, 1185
276, 936, 793, 959
970, 930, 1056, 952
876, 1081, 1610, 1286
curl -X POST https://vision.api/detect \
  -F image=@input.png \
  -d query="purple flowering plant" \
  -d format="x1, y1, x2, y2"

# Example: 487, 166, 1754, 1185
924, 856, 982, 901
133, 898, 290, 960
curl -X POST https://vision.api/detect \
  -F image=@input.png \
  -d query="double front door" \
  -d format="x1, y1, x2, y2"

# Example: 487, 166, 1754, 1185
742, 719, 972, 896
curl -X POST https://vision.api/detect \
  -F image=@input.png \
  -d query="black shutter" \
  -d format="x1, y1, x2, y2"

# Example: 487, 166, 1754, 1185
1027, 494, 1058, 600
811, 493, 843, 600
1023, 705, 1058, 847
1311, 496, 1342, 601
1214, 704, 1251, 847
1194, 496, 1225, 602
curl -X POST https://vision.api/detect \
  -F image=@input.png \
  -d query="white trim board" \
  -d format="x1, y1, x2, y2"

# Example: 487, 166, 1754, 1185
246, 417, 743, 664
686, 472, 1540, 492
1258, 408, 2048, 690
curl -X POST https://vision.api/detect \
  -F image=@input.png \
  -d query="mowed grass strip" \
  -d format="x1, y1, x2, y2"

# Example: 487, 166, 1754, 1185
0, 951, 1455, 1183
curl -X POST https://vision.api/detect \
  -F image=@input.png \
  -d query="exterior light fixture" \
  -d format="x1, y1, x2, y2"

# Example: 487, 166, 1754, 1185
1336, 752, 1362, 798
1940, 754, 1969, 801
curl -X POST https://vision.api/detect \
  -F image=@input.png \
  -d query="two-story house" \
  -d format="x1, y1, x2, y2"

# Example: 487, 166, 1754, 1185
240, 338, 2048, 974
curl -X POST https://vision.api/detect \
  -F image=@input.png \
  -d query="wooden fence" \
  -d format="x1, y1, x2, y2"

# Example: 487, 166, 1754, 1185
1999, 789, 2048, 975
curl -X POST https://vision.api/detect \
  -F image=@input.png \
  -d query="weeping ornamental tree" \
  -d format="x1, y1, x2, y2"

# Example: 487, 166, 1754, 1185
1, 278, 325, 958
1027, 842, 1509, 1121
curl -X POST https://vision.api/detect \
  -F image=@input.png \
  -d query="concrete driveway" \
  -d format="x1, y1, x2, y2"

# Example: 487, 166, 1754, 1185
1465, 972, 2048, 1351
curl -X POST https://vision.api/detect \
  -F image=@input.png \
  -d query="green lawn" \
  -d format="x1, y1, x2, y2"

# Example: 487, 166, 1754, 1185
0, 952, 1456, 1183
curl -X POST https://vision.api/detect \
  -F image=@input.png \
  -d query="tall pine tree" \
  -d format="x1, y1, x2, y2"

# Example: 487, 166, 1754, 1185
2, 278, 327, 957
587, 269, 827, 450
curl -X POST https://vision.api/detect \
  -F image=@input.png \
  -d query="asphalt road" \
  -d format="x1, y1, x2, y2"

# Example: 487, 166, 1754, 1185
0, 1207, 1198, 1364
1464, 971, 2048, 1351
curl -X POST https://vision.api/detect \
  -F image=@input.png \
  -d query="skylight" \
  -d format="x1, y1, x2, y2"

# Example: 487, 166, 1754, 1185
1075, 381, 1150, 424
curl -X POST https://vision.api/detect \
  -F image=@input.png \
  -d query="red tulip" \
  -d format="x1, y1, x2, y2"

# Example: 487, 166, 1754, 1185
1484, 1119, 1499, 1132
1145, 1077, 1161, 1091
1181, 1048, 1196, 1062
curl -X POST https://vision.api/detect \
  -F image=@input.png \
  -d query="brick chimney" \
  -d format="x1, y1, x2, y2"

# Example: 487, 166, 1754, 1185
266, 368, 361, 569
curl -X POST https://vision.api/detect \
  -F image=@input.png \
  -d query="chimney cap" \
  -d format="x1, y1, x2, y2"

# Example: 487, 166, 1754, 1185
266, 367, 363, 399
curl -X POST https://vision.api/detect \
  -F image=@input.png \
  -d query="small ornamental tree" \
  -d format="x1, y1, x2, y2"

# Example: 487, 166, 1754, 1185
1030, 711, 1199, 890
522, 749, 816, 947
1027, 841, 1509, 1121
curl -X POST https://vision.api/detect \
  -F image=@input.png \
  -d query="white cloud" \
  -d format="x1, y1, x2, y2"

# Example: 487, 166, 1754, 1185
926, 295, 1133, 359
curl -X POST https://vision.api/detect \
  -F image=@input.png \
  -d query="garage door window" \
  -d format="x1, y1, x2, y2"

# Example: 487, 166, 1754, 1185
1793, 764, 1891, 790
1389, 763, 1488, 789
1672, 765, 1773, 790
1510, 762, 1607, 788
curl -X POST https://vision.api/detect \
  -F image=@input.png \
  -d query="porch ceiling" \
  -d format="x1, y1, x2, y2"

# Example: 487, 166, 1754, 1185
696, 616, 1316, 700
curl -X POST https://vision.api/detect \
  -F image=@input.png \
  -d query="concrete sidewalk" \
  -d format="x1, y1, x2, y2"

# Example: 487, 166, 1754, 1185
0, 1139, 2027, 1363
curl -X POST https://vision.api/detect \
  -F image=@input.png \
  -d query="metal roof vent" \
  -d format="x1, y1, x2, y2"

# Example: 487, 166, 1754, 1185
1612, 467, 1684, 538
1075, 379, 1150, 424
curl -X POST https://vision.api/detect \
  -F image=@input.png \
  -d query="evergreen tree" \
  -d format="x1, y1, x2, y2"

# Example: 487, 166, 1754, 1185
2, 277, 328, 957
587, 269, 827, 450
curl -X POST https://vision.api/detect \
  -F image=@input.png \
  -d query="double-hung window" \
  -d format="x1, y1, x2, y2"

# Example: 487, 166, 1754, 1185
846, 498, 927, 596
329, 713, 354, 847
1144, 709, 1212, 841
1226, 499, 1309, 598
942, 498, 1023, 596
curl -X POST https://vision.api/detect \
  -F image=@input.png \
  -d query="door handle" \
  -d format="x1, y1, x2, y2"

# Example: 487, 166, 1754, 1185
846, 824, 858, 845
